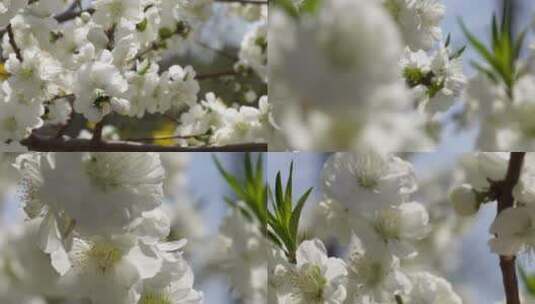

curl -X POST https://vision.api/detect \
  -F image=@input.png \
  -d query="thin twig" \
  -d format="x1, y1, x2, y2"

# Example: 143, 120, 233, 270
195, 40, 239, 62
492, 152, 525, 304
196, 70, 237, 81
6, 24, 22, 62
55, 8, 95, 23
125, 134, 204, 142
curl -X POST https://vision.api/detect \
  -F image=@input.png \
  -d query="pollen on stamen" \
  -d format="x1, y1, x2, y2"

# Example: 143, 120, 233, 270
85, 242, 123, 274
139, 291, 172, 304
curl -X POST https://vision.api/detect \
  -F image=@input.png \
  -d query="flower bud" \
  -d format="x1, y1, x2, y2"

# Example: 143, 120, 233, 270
450, 184, 479, 216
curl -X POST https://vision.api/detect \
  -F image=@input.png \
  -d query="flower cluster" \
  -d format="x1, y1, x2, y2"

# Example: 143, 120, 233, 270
0, 0, 270, 150
270, 0, 466, 150
214, 152, 462, 304
450, 153, 535, 257
0, 152, 203, 304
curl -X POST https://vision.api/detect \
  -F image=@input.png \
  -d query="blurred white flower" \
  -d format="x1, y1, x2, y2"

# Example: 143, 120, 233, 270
405, 272, 462, 304
489, 206, 535, 256
345, 233, 411, 303
449, 184, 480, 217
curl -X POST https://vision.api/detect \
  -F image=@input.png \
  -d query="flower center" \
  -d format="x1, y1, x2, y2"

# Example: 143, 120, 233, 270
84, 154, 124, 192
351, 154, 387, 190
87, 242, 122, 274
109, 1, 124, 18
2, 117, 17, 133
374, 208, 401, 240
139, 292, 172, 304
350, 254, 386, 288
290, 264, 327, 303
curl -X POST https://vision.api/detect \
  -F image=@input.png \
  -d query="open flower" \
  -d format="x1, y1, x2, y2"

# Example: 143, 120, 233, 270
275, 239, 347, 304
16, 152, 165, 239
322, 151, 417, 215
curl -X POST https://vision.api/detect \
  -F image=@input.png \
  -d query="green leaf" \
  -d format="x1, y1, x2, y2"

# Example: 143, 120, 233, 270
159, 27, 174, 40
289, 187, 313, 243
136, 18, 148, 32
244, 153, 253, 182
272, 0, 299, 18
285, 162, 294, 207
213, 156, 245, 198
275, 172, 284, 211
491, 14, 499, 50
471, 61, 499, 83
450, 45, 466, 60
459, 19, 501, 73
444, 33, 451, 48
299, 0, 322, 14
514, 27, 528, 61
214, 154, 267, 227
519, 266, 535, 296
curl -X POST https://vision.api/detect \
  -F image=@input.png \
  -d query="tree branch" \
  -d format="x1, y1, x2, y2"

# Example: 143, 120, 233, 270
6, 24, 22, 62
196, 70, 237, 81
20, 134, 266, 152
91, 121, 105, 143
492, 152, 525, 304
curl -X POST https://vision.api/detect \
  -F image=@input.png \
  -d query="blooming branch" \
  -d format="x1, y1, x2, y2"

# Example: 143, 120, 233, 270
491, 152, 525, 304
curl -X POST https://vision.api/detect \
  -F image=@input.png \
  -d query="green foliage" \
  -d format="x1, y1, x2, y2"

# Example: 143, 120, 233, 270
272, 0, 299, 18
520, 266, 535, 297
213, 153, 268, 226
215, 154, 313, 264
272, 0, 323, 18
267, 162, 313, 263
459, 4, 527, 98
299, 0, 323, 14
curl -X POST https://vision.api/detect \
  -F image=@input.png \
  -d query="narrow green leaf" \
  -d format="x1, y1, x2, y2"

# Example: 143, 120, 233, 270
450, 45, 466, 60
471, 61, 499, 83
285, 162, 294, 205
492, 14, 499, 50
459, 18, 503, 75
444, 33, 451, 48
255, 154, 264, 189
213, 155, 246, 199
289, 188, 313, 243
514, 28, 528, 61
275, 172, 284, 210
244, 153, 253, 183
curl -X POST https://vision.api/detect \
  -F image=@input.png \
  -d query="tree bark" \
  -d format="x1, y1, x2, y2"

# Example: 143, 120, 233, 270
21, 135, 267, 152
494, 152, 525, 304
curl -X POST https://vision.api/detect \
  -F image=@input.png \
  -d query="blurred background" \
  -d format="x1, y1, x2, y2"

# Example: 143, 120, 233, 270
438, 0, 535, 154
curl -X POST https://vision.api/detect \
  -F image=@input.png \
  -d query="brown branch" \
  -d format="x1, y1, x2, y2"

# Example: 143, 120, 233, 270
195, 40, 239, 62
6, 24, 22, 62
20, 135, 267, 152
196, 70, 237, 81
92, 121, 105, 143
54, 8, 95, 23
125, 134, 204, 142
492, 152, 525, 304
